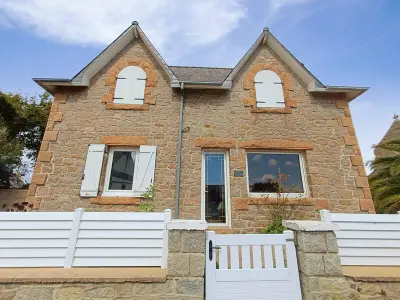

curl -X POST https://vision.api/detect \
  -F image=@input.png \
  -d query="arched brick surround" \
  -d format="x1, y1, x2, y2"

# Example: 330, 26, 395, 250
101, 59, 158, 110
242, 63, 297, 113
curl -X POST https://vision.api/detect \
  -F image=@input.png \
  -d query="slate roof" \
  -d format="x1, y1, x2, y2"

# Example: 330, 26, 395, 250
169, 66, 232, 84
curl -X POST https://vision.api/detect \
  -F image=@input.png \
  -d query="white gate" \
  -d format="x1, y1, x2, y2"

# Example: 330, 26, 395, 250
206, 231, 302, 300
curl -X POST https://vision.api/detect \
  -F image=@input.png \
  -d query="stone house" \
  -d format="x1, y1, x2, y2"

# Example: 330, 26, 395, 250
29, 22, 373, 233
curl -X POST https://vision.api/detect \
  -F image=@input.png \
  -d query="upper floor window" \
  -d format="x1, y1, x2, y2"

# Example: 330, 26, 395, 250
114, 66, 146, 105
254, 70, 285, 108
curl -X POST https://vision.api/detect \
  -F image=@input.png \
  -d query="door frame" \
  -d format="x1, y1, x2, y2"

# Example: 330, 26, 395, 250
201, 150, 231, 227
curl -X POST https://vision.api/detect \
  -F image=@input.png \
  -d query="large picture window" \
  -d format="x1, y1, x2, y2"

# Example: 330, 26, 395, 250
246, 152, 308, 197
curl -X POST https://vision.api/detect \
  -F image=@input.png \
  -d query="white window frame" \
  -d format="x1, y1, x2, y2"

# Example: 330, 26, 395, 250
201, 150, 231, 227
246, 151, 309, 198
103, 147, 140, 197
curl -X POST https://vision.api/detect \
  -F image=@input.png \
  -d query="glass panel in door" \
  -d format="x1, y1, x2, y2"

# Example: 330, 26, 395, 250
204, 153, 227, 224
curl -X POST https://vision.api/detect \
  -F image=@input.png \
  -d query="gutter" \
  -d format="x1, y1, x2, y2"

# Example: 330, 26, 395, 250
174, 82, 185, 219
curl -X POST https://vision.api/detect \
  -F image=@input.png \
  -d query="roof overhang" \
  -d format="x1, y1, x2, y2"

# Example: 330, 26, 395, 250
33, 78, 75, 95
222, 28, 369, 101
222, 28, 324, 90
33, 22, 178, 94
309, 85, 369, 101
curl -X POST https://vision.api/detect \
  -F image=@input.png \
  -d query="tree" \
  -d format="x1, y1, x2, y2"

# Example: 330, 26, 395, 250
368, 140, 400, 213
0, 92, 51, 188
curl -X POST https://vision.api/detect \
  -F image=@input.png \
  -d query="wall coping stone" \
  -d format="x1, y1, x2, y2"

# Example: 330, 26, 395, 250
283, 220, 339, 232
0, 267, 167, 284
167, 220, 208, 231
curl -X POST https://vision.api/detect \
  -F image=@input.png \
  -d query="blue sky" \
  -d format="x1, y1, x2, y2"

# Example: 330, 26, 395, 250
0, 0, 398, 169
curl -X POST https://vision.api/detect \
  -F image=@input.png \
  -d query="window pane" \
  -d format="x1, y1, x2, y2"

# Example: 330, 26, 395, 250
247, 153, 304, 194
108, 151, 135, 190
204, 153, 226, 224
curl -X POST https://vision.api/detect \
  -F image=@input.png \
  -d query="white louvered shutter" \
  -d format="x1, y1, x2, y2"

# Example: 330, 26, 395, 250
114, 66, 146, 105
80, 144, 106, 197
134, 146, 157, 193
254, 70, 285, 108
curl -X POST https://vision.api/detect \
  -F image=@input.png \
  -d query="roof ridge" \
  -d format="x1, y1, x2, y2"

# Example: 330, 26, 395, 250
169, 65, 233, 70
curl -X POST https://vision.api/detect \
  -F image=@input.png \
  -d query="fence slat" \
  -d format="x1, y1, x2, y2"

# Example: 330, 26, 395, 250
242, 246, 251, 269
253, 245, 262, 269
219, 246, 228, 269
322, 210, 400, 266
274, 245, 285, 269
263, 245, 273, 268
230, 246, 240, 269
64, 208, 83, 268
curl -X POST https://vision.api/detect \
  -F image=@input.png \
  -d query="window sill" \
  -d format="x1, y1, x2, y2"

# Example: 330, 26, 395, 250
89, 196, 142, 205
233, 197, 314, 207
106, 103, 150, 111
251, 107, 292, 114
0, 267, 166, 284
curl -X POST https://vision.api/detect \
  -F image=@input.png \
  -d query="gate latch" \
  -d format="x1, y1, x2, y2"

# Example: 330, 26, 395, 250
209, 241, 221, 260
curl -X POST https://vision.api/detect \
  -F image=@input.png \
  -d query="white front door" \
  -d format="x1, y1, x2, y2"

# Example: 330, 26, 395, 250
201, 151, 230, 227
206, 231, 302, 300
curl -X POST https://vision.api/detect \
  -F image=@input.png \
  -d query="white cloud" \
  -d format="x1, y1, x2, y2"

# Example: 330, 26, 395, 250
284, 160, 299, 167
252, 154, 262, 161
0, 0, 246, 54
262, 174, 277, 182
268, 159, 278, 166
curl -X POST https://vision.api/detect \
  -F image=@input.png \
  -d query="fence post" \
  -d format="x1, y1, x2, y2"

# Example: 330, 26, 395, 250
284, 230, 302, 300
161, 209, 172, 268
320, 209, 331, 223
64, 208, 84, 268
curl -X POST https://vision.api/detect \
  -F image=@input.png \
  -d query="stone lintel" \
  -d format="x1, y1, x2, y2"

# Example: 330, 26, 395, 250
283, 220, 339, 232
167, 220, 208, 231
0, 267, 167, 284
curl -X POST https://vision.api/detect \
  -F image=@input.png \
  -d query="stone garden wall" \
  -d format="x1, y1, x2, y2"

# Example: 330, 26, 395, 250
285, 220, 400, 300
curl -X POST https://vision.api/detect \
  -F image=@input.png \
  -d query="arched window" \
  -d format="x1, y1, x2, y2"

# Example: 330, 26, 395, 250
254, 70, 285, 108
114, 66, 146, 105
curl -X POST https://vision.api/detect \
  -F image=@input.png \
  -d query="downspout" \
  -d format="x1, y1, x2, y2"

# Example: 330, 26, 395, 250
174, 82, 184, 219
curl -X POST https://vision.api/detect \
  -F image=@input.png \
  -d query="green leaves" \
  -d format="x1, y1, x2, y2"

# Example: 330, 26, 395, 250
369, 140, 400, 213
0, 91, 51, 188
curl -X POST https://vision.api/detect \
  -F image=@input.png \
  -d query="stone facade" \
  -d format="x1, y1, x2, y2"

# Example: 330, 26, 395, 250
347, 278, 400, 300
28, 34, 373, 231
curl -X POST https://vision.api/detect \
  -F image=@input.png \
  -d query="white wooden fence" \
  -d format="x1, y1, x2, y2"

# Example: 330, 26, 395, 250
0, 208, 171, 268
320, 210, 400, 266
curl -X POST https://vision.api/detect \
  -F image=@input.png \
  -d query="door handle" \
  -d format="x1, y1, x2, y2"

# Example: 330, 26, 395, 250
209, 240, 221, 261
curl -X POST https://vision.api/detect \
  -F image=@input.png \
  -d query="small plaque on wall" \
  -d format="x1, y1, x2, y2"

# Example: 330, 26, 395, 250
234, 170, 244, 177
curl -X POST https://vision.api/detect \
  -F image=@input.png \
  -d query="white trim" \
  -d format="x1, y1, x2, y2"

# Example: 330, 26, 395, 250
167, 220, 208, 230
201, 150, 231, 227
245, 151, 309, 198
161, 209, 172, 268
64, 208, 84, 268
103, 147, 139, 197
283, 220, 339, 232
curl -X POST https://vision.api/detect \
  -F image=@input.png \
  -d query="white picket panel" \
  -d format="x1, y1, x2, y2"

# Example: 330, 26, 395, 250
206, 231, 302, 300
0, 209, 171, 268
320, 210, 400, 266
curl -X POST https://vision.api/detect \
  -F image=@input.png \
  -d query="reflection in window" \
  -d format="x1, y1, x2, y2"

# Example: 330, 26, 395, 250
247, 153, 305, 195
108, 151, 136, 190
204, 153, 226, 224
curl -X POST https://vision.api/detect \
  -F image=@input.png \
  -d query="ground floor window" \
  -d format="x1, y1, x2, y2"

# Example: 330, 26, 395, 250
202, 151, 230, 225
246, 152, 308, 197
103, 147, 138, 196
